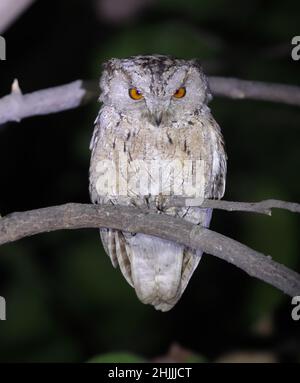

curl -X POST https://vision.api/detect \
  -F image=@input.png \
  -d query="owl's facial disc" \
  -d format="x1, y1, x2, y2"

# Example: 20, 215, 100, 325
100, 56, 211, 126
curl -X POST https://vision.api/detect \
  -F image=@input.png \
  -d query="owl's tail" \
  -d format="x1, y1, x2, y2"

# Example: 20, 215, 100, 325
100, 207, 212, 312
129, 234, 203, 311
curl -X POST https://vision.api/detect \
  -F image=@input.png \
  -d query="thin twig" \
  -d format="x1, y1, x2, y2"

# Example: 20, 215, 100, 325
1, 76, 300, 125
0, 0, 36, 34
0, 203, 299, 297
163, 197, 300, 216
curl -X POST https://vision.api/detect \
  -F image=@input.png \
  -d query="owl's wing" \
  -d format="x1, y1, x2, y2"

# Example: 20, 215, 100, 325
100, 228, 134, 287
89, 115, 101, 151
206, 117, 227, 200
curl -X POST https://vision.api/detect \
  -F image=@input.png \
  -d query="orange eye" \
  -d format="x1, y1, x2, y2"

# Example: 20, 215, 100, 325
129, 88, 143, 100
173, 87, 186, 98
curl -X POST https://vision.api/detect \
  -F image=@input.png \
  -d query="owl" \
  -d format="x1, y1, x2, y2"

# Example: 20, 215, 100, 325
89, 55, 227, 311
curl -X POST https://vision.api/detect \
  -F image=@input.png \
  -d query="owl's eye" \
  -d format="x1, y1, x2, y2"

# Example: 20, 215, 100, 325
129, 88, 143, 100
173, 87, 186, 99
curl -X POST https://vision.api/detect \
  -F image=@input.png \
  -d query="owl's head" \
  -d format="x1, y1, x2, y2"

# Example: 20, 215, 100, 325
99, 55, 212, 126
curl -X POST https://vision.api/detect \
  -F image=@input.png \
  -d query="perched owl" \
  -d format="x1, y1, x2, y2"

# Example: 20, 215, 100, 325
89, 55, 227, 311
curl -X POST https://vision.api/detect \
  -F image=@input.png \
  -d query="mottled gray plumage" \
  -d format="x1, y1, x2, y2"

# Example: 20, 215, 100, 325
89, 55, 227, 311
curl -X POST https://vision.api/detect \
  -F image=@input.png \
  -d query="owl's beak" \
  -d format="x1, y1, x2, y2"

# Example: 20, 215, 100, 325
148, 110, 165, 127
154, 112, 163, 127
146, 100, 169, 127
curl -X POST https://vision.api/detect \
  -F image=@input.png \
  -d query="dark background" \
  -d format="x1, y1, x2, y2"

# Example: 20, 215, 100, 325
0, 0, 299, 362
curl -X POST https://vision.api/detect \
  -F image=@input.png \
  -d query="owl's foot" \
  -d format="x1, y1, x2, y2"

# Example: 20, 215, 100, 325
154, 193, 168, 212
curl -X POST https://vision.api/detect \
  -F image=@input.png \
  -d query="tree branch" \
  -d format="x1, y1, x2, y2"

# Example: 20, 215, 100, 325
0, 0, 36, 34
0, 203, 299, 297
208, 76, 300, 106
1, 76, 300, 126
0, 80, 98, 125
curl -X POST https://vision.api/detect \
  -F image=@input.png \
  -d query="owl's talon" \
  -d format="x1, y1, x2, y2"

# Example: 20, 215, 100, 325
155, 194, 167, 211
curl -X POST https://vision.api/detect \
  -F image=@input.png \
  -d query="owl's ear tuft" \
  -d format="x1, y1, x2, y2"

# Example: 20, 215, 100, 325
190, 59, 212, 104
190, 58, 204, 72
100, 59, 118, 79
102, 57, 125, 72
99, 59, 120, 102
